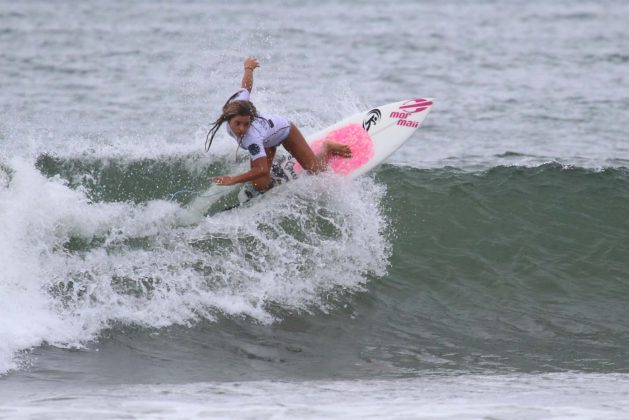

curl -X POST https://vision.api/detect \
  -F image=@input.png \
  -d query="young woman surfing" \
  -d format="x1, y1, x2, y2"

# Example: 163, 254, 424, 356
206, 57, 352, 192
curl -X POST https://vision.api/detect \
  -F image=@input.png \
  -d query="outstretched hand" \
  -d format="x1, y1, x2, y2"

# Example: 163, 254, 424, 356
213, 176, 235, 186
244, 57, 259, 70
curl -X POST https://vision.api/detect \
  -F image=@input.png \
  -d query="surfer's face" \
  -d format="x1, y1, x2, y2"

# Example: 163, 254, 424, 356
228, 115, 251, 137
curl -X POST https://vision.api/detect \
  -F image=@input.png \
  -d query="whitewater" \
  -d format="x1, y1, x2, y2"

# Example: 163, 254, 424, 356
1, 0, 629, 418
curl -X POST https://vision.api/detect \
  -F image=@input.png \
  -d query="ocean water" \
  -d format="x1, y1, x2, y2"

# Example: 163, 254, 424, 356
1, 0, 629, 418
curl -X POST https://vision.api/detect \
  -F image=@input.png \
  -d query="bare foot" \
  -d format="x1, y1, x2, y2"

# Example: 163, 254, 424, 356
323, 141, 352, 158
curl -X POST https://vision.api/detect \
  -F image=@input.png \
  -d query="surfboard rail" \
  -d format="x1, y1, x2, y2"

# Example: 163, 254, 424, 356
236, 98, 434, 203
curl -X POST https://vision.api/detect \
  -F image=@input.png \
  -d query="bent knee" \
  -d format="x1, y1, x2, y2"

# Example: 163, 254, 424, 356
252, 174, 273, 192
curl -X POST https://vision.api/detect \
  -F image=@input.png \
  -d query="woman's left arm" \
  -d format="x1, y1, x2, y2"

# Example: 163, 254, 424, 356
241, 57, 260, 92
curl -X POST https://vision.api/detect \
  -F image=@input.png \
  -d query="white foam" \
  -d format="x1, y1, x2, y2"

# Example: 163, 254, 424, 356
2, 373, 629, 419
0, 159, 110, 373
0, 159, 390, 375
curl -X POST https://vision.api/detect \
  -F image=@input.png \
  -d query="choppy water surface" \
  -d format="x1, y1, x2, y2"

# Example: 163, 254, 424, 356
1, 0, 629, 418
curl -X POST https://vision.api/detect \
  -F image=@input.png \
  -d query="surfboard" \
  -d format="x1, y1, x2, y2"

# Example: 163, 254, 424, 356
237, 97, 434, 203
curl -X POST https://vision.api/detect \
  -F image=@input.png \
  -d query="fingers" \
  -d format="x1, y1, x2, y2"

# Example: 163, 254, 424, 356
213, 176, 227, 185
244, 56, 260, 69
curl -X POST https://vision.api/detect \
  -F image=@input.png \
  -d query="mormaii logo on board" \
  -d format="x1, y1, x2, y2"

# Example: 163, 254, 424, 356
399, 98, 432, 114
389, 98, 432, 128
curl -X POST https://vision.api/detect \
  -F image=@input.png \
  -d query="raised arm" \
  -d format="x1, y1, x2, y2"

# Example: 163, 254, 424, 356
241, 57, 260, 92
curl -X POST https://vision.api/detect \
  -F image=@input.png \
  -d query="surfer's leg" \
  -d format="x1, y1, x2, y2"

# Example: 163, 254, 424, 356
282, 123, 352, 173
249, 158, 273, 192
319, 140, 352, 159
247, 147, 279, 192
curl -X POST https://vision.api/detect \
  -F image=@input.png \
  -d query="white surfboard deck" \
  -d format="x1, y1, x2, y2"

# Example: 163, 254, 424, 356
237, 97, 434, 203
183, 98, 434, 218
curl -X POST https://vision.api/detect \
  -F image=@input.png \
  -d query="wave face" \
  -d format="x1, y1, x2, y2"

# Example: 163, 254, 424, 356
2, 0, 629, 393
371, 164, 629, 373
2, 158, 628, 378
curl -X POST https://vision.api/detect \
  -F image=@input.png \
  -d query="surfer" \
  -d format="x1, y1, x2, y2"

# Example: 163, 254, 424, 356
207, 57, 352, 192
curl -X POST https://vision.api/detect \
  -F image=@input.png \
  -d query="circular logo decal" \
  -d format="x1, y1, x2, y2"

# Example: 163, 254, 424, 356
362, 108, 381, 131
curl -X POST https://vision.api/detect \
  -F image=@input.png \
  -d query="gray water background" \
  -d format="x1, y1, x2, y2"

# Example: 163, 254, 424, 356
1, 1, 629, 418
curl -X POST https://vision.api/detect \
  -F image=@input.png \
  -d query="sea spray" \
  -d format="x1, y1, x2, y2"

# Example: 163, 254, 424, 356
0, 157, 390, 376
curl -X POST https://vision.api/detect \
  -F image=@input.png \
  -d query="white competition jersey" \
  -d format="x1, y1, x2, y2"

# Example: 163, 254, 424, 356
225, 89, 291, 160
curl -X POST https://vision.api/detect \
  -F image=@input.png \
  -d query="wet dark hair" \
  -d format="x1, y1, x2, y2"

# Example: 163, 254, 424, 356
205, 96, 259, 152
